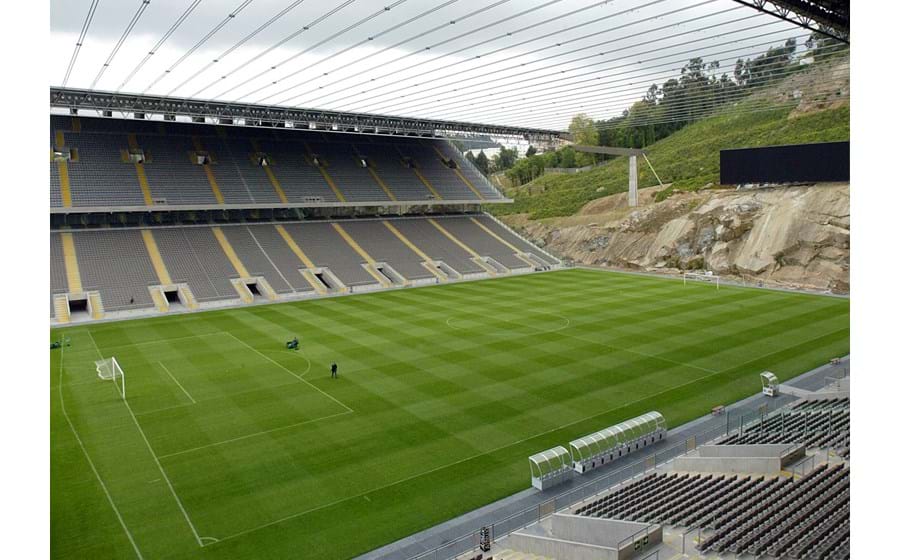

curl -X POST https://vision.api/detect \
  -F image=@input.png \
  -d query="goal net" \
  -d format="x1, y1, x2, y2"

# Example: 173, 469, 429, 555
96, 357, 125, 399
683, 272, 720, 289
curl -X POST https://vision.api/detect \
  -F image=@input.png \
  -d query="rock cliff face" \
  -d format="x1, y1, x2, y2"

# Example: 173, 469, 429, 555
502, 183, 849, 293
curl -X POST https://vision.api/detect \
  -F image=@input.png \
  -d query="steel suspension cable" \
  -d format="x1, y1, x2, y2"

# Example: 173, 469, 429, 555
371, 31, 811, 118
193, 0, 417, 100
164, 0, 315, 96
224, 0, 413, 102
261, 0, 629, 106
433, 47, 848, 122
318, 15, 790, 114
141, 0, 253, 94
90, 0, 153, 90
117, 0, 202, 92
213, 0, 464, 103
61, 0, 101, 87
401, 41, 847, 121
329, 0, 734, 112
471, 73, 848, 130
510, 86, 849, 130
338, 21, 795, 122
259, 0, 570, 107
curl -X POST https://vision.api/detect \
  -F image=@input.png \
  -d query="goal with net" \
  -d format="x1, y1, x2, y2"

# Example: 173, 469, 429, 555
683, 271, 720, 289
95, 357, 125, 399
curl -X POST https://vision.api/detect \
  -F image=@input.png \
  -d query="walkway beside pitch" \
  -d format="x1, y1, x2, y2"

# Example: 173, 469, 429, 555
356, 356, 850, 560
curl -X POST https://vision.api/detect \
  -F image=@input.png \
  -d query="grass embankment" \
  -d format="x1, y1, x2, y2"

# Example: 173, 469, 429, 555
490, 104, 849, 220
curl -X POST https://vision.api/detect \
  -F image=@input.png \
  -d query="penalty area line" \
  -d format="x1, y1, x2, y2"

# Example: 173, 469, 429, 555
157, 409, 354, 459
87, 331, 206, 548
158, 362, 196, 404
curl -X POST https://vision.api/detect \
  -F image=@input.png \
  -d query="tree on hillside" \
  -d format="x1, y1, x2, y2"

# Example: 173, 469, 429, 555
525, 145, 537, 157
474, 151, 490, 175
805, 30, 845, 61
568, 114, 599, 166
588, 38, 801, 150
490, 146, 518, 172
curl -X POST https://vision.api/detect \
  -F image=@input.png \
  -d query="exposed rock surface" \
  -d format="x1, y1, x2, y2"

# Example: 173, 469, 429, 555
501, 183, 849, 293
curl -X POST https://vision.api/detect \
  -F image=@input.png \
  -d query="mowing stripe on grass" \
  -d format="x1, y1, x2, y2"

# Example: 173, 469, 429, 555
57, 343, 144, 559
87, 330, 206, 548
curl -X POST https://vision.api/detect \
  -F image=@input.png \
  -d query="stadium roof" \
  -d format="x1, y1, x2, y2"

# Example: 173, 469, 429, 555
49, 87, 562, 140
50, 0, 848, 131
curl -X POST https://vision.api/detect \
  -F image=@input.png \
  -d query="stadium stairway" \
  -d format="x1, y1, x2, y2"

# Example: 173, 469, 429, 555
60, 232, 83, 293
88, 292, 104, 320
211, 227, 259, 304
428, 142, 485, 201
304, 142, 347, 202
141, 229, 173, 286
191, 136, 225, 204
126, 134, 155, 206
382, 221, 450, 281
53, 295, 70, 324
331, 223, 400, 288
352, 144, 398, 202
53, 130, 72, 208
148, 286, 170, 313
397, 146, 442, 200
273, 225, 331, 295
468, 217, 544, 270
250, 139, 289, 203
427, 219, 497, 275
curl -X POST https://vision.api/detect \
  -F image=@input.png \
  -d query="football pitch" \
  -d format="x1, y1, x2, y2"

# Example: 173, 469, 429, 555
51, 268, 850, 559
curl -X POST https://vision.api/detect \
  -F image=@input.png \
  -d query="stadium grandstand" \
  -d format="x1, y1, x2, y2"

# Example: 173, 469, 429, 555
47, 1, 852, 560
49, 111, 560, 323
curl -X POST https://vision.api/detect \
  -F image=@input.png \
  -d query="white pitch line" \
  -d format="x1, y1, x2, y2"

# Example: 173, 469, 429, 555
158, 362, 196, 404
87, 331, 206, 548
134, 379, 305, 417
224, 332, 354, 413
57, 342, 144, 559
157, 410, 354, 460
207, 327, 849, 547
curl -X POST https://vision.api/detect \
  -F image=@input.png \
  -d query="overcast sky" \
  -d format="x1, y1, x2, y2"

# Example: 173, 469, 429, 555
50, 0, 807, 129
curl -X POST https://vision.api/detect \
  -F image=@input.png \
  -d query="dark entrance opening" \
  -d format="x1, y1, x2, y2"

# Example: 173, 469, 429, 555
314, 272, 333, 290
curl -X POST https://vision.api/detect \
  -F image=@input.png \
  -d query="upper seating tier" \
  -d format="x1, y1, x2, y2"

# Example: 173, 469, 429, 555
49, 115, 504, 209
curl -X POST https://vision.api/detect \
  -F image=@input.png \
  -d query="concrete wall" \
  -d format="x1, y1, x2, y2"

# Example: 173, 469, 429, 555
674, 444, 806, 474
548, 514, 658, 548
506, 532, 618, 560
673, 455, 782, 474
799, 389, 849, 401
695, 444, 795, 458
506, 514, 661, 560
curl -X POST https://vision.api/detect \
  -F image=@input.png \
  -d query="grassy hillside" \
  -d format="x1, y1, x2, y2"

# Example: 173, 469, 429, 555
490, 103, 849, 219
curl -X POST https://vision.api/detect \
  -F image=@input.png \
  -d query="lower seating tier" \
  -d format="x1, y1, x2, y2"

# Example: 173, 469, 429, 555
49, 214, 560, 321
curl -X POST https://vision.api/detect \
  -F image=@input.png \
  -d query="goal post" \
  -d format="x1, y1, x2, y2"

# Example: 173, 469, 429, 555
96, 357, 125, 399
683, 272, 720, 290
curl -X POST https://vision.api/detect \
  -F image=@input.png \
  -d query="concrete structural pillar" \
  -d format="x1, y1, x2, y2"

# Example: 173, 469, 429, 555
628, 155, 638, 207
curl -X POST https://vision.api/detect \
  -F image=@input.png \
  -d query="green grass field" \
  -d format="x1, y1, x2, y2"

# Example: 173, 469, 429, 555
51, 268, 849, 559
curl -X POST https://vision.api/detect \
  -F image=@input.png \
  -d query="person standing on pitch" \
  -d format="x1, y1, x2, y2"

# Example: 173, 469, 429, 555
331, 362, 338, 379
